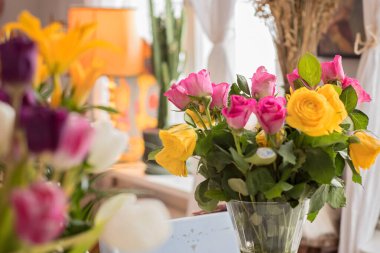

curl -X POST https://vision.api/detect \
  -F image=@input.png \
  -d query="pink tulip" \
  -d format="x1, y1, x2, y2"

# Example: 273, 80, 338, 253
52, 113, 94, 170
254, 96, 286, 135
321, 55, 345, 83
11, 182, 67, 244
222, 95, 256, 130
286, 69, 300, 90
342, 77, 371, 103
164, 83, 191, 110
210, 82, 230, 109
179, 69, 213, 97
251, 66, 276, 99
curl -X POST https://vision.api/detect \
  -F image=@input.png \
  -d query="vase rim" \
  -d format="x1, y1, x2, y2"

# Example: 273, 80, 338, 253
227, 199, 309, 205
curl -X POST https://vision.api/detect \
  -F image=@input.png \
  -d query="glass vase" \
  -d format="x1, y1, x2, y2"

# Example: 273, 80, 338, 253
226, 200, 309, 253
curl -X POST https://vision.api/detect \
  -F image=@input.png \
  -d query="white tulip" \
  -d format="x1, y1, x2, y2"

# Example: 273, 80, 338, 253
88, 120, 128, 173
96, 194, 172, 253
0, 101, 15, 156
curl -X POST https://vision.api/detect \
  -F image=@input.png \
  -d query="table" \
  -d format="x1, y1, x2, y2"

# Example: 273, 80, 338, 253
100, 212, 240, 253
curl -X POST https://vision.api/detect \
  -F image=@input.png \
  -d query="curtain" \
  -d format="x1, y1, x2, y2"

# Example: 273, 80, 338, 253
339, 1, 380, 253
189, 0, 236, 83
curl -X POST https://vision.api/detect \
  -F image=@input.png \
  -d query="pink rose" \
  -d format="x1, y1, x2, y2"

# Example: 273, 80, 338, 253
286, 69, 300, 90
321, 55, 345, 83
52, 113, 94, 170
254, 96, 286, 135
222, 95, 256, 130
179, 69, 213, 97
164, 83, 191, 110
251, 66, 276, 99
11, 182, 67, 244
210, 82, 230, 109
342, 77, 371, 103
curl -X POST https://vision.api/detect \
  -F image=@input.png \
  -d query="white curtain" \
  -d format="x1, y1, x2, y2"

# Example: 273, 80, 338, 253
339, 1, 380, 253
189, 0, 236, 83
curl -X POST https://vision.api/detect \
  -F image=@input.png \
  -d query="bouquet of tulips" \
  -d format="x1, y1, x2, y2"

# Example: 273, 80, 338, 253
151, 53, 380, 221
0, 12, 171, 253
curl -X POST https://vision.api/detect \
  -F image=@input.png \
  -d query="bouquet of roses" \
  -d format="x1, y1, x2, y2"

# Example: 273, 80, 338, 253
0, 12, 171, 253
151, 53, 380, 221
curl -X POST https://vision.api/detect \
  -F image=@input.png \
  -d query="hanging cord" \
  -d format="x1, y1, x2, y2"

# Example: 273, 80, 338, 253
354, 26, 379, 55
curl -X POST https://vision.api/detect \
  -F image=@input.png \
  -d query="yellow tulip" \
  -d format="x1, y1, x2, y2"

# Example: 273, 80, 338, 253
349, 131, 380, 172
286, 84, 347, 136
256, 130, 268, 147
155, 124, 197, 176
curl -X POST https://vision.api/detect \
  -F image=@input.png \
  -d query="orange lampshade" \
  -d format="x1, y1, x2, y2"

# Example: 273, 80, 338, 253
68, 7, 144, 76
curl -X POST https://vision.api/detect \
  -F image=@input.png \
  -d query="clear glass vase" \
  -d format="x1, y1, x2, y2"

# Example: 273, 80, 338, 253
227, 200, 309, 253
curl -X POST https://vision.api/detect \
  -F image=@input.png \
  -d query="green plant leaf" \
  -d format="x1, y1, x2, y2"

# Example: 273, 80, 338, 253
246, 167, 275, 195
229, 83, 241, 96
340, 86, 358, 112
307, 185, 329, 222
287, 183, 306, 199
264, 182, 293, 199
237, 74, 251, 95
205, 189, 228, 201
303, 132, 348, 148
327, 186, 346, 209
303, 148, 335, 184
148, 148, 162, 161
206, 150, 231, 172
346, 159, 362, 184
228, 178, 249, 196
195, 179, 219, 211
278, 141, 296, 165
335, 153, 345, 176
229, 147, 249, 174
297, 53, 322, 87
350, 109, 369, 130
184, 112, 196, 128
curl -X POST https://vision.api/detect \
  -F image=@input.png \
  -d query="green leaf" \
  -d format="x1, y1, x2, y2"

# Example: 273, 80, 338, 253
264, 182, 293, 199
195, 179, 219, 211
229, 83, 241, 96
350, 109, 369, 130
87, 105, 119, 114
287, 183, 306, 199
229, 147, 249, 174
237, 74, 251, 95
246, 167, 275, 195
205, 189, 228, 201
340, 86, 358, 112
206, 150, 231, 172
184, 112, 196, 128
195, 134, 212, 156
303, 148, 335, 184
303, 132, 348, 148
346, 159, 362, 184
278, 141, 296, 165
148, 148, 162, 161
327, 186, 346, 209
307, 185, 329, 222
228, 178, 249, 196
332, 85, 343, 95
335, 153, 345, 176
297, 53, 322, 87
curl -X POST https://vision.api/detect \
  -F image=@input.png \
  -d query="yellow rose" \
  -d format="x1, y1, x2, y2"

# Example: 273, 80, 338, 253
256, 130, 268, 147
155, 124, 197, 176
286, 84, 347, 136
349, 131, 380, 172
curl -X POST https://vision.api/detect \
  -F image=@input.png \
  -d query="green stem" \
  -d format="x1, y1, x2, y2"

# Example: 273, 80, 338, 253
205, 107, 213, 128
191, 105, 208, 130
233, 133, 242, 155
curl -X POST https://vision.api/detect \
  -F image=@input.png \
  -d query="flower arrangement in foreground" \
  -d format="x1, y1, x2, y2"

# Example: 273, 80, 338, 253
0, 12, 171, 253
152, 53, 380, 221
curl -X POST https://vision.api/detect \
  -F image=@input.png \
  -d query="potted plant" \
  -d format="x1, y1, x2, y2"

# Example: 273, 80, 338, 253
143, 0, 185, 174
150, 52, 379, 253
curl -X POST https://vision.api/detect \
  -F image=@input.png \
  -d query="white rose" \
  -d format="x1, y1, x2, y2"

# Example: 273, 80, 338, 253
0, 101, 15, 156
88, 120, 128, 173
96, 194, 171, 252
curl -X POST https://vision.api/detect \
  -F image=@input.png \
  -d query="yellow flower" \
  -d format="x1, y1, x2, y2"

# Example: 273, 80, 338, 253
70, 61, 103, 106
33, 54, 48, 89
256, 130, 268, 147
155, 124, 197, 176
286, 84, 347, 136
185, 109, 212, 129
349, 131, 380, 172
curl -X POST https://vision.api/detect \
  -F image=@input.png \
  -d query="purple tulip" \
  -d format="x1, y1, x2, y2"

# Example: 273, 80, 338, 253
19, 106, 68, 153
11, 182, 67, 244
0, 36, 37, 85
0, 89, 10, 104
